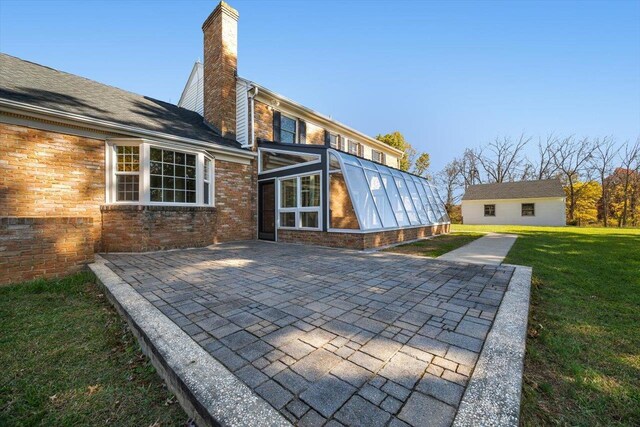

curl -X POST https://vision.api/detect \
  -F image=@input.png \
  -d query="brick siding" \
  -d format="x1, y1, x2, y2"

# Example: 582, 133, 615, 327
0, 123, 105, 250
101, 205, 217, 252
254, 100, 273, 143
277, 224, 450, 251
329, 172, 359, 229
0, 217, 94, 285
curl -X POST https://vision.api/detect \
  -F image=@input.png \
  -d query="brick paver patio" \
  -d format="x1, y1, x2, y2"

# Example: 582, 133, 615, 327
101, 241, 514, 427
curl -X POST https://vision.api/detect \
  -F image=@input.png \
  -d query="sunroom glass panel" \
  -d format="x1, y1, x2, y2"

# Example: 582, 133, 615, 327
364, 169, 398, 228
403, 174, 428, 224
344, 164, 382, 230
380, 174, 410, 227
392, 176, 419, 225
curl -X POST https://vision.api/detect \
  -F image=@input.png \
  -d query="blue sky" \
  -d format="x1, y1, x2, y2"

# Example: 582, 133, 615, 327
1, 0, 639, 171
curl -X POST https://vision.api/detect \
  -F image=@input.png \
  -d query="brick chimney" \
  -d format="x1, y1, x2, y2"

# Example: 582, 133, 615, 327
202, 1, 238, 139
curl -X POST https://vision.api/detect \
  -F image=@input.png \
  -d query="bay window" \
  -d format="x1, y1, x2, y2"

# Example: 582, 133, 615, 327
278, 173, 321, 229
107, 140, 213, 206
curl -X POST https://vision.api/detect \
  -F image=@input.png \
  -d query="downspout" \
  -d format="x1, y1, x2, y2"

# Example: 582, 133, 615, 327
246, 85, 259, 150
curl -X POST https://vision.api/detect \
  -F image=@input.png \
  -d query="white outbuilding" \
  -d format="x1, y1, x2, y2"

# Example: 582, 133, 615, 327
461, 179, 566, 226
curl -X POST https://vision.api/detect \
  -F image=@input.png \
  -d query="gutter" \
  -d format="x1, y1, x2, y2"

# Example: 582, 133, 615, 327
0, 98, 256, 160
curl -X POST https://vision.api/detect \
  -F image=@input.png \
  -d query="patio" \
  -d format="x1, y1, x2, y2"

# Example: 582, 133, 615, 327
99, 241, 517, 426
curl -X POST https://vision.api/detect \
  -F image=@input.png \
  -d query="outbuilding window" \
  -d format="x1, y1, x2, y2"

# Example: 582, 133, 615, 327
107, 140, 213, 206
522, 203, 535, 216
484, 204, 496, 217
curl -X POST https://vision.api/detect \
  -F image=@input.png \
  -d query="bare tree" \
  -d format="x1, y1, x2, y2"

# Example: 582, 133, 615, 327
619, 139, 640, 226
436, 161, 461, 213
590, 137, 620, 227
457, 148, 482, 188
551, 136, 594, 222
475, 134, 530, 183
532, 135, 560, 180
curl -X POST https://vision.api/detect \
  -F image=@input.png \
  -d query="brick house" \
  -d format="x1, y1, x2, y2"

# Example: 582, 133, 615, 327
0, 1, 449, 285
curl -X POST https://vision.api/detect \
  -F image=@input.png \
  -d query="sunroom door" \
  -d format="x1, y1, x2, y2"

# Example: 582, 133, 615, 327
258, 180, 276, 241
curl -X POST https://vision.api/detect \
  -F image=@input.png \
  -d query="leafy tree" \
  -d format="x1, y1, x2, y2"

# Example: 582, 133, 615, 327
375, 131, 417, 171
568, 181, 601, 225
413, 153, 431, 177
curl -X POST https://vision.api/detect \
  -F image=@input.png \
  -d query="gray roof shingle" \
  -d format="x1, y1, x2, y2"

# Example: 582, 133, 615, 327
0, 53, 241, 149
462, 179, 565, 200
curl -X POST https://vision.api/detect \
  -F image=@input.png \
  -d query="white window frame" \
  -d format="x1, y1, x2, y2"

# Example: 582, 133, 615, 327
279, 113, 298, 144
105, 139, 214, 207
277, 171, 323, 231
348, 140, 359, 155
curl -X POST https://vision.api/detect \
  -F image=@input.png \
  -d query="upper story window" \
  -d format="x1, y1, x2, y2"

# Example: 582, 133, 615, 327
522, 203, 535, 216
328, 133, 340, 150
484, 204, 496, 217
107, 140, 213, 206
348, 140, 360, 156
372, 149, 385, 164
280, 115, 297, 143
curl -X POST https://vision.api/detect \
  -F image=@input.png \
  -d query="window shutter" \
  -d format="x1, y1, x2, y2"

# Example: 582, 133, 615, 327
324, 130, 330, 147
381, 153, 386, 165
337, 136, 342, 151
273, 111, 281, 142
298, 120, 306, 144
358, 144, 364, 157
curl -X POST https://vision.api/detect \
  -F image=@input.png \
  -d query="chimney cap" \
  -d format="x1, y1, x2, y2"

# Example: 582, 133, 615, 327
202, 1, 239, 31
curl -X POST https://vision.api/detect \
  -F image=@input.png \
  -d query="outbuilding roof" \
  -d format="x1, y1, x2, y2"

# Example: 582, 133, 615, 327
462, 179, 565, 201
0, 53, 240, 149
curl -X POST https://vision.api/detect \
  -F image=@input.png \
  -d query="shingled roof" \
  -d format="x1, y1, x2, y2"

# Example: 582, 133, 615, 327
462, 179, 565, 201
0, 53, 240, 149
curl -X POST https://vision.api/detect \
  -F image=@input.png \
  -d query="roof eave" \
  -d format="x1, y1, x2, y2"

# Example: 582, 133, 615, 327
0, 98, 256, 160
238, 77, 404, 157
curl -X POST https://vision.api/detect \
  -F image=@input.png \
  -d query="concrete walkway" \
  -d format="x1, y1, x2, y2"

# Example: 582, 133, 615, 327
438, 233, 518, 265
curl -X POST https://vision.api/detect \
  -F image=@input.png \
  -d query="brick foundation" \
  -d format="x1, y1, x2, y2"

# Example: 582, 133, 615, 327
277, 224, 450, 250
101, 205, 218, 252
0, 217, 94, 285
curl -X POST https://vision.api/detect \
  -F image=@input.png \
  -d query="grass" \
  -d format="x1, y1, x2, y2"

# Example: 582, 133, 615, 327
383, 231, 485, 257
453, 224, 640, 426
0, 272, 188, 426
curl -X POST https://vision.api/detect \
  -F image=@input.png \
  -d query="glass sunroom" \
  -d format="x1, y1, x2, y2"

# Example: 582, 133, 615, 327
257, 142, 450, 247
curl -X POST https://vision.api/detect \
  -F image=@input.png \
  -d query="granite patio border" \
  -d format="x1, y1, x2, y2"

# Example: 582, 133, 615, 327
88, 254, 290, 427
453, 264, 532, 427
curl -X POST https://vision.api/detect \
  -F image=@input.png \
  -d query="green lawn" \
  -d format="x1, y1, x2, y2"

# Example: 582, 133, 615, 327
383, 231, 485, 257
453, 224, 640, 426
0, 273, 188, 426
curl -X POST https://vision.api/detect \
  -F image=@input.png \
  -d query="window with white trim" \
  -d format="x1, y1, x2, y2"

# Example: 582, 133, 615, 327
204, 158, 212, 205
348, 140, 359, 155
150, 147, 197, 203
328, 133, 340, 150
279, 173, 321, 229
115, 146, 140, 201
107, 140, 213, 206
372, 149, 385, 164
